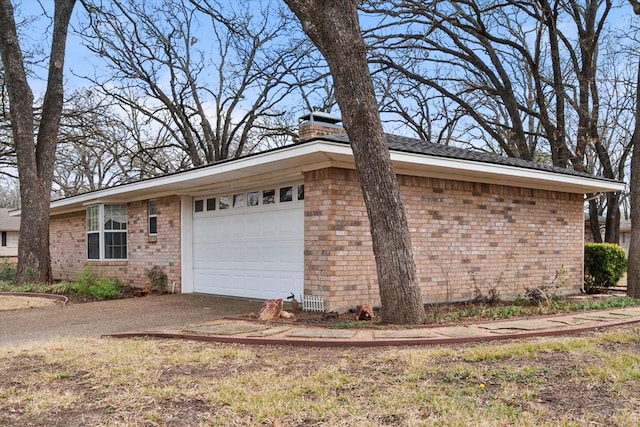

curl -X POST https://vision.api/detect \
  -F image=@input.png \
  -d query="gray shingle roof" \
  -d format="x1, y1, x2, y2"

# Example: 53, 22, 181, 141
315, 132, 619, 183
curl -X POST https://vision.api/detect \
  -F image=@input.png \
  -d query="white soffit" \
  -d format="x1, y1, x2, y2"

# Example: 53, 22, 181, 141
48, 140, 624, 215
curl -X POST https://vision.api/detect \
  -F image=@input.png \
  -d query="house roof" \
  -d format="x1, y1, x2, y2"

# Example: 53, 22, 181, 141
42, 133, 625, 216
326, 132, 611, 181
0, 208, 20, 231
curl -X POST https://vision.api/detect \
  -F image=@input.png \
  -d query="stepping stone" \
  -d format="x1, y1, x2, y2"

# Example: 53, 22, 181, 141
247, 326, 292, 337
605, 311, 634, 317
185, 322, 269, 336
434, 326, 487, 338
286, 329, 355, 339
615, 307, 640, 316
374, 329, 442, 339
573, 313, 630, 322
547, 318, 591, 326
478, 319, 559, 331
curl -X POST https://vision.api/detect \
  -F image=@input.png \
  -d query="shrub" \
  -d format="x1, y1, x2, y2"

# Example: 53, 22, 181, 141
146, 265, 168, 293
584, 243, 627, 292
72, 266, 122, 300
0, 257, 16, 283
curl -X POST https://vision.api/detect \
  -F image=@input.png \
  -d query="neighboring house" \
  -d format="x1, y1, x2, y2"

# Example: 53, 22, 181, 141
0, 208, 20, 260
42, 112, 624, 312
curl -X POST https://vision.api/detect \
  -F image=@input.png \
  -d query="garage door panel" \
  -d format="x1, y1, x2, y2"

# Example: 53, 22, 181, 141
192, 203, 303, 300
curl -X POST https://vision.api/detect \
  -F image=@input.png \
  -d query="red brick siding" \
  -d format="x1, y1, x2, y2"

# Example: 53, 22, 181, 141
50, 196, 182, 291
304, 168, 584, 311
298, 123, 344, 141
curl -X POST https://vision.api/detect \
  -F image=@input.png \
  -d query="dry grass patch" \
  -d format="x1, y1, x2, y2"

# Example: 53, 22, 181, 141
0, 296, 57, 312
2, 327, 640, 426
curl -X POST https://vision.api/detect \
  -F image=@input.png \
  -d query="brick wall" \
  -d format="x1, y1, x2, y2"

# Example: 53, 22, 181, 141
304, 168, 584, 311
50, 196, 182, 291
298, 123, 344, 141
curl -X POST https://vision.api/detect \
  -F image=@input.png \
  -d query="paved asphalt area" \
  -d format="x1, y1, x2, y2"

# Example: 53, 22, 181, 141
4, 294, 640, 348
0, 294, 264, 347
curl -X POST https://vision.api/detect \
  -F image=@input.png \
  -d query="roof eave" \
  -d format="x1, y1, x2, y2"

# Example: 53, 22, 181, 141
45, 140, 623, 215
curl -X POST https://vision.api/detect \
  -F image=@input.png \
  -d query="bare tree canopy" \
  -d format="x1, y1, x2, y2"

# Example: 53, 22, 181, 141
360, 0, 631, 243
75, 0, 330, 168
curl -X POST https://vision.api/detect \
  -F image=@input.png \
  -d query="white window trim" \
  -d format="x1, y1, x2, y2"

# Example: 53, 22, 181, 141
148, 199, 158, 236
87, 204, 128, 261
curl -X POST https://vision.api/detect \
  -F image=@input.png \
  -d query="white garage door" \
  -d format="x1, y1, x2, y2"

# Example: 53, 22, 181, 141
192, 185, 304, 300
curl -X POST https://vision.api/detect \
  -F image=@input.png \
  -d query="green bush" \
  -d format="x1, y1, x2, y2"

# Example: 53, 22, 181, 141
584, 243, 627, 291
0, 257, 16, 283
72, 266, 122, 300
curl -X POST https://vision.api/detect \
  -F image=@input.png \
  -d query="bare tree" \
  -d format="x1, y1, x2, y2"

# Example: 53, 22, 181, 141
627, 0, 640, 298
362, 0, 627, 243
53, 87, 185, 198
0, 176, 19, 208
77, 0, 318, 168
284, 0, 425, 324
0, 0, 76, 284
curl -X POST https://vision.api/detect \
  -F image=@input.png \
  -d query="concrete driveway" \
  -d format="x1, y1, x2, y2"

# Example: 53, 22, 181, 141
0, 294, 264, 347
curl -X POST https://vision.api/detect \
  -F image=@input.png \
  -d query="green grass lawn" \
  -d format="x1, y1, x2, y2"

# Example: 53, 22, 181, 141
2, 326, 640, 426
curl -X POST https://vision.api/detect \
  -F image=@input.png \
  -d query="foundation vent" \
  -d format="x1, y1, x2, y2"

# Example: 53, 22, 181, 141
302, 295, 325, 312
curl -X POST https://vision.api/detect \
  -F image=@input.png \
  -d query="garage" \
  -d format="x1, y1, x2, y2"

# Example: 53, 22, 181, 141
191, 184, 305, 300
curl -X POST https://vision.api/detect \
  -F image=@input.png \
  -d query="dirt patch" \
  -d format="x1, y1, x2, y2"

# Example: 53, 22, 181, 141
0, 295, 60, 312
1, 326, 640, 426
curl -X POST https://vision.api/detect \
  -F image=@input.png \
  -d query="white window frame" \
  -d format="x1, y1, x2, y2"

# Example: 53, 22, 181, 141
148, 199, 158, 236
87, 204, 128, 261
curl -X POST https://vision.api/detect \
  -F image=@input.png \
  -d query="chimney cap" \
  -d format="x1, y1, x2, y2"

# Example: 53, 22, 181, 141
299, 111, 342, 125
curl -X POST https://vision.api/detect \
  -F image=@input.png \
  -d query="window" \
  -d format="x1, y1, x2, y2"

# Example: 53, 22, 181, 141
219, 196, 230, 209
297, 184, 305, 200
148, 200, 158, 236
194, 200, 204, 212
233, 193, 244, 208
279, 186, 293, 202
87, 204, 128, 260
1, 231, 6, 247
206, 198, 216, 211
247, 191, 259, 206
263, 189, 275, 204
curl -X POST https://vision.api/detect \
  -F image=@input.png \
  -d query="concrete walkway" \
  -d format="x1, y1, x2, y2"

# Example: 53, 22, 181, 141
0, 294, 264, 347
105, 305, 640, 347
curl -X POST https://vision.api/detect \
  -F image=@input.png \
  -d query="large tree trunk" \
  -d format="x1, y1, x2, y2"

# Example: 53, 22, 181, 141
284, 0, 425, 324
628, 2, 640, 299
0, 0, 76, 284
604, 193, 620, 243
628, 59, 640, 298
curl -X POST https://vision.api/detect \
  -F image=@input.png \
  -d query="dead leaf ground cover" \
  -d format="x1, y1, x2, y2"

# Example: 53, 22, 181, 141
1, 325, 640, 426
262, 294, 640, 328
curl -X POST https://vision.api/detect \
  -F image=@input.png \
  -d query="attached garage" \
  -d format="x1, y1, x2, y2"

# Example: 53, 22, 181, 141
191, 183, 305, 300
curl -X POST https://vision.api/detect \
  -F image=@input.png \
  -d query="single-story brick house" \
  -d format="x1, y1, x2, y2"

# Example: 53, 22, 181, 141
44, 112, 624, 311
0, 208, 20, 261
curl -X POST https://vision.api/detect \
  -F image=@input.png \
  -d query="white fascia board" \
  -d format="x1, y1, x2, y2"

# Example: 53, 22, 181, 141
310, 141, 623, 194
386, 150, 625, 194
48, 140, 623, 215
49, 142, 337, 214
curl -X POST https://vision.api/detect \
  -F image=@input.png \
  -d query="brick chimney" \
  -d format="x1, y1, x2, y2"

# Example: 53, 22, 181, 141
298, 111, 344, 142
